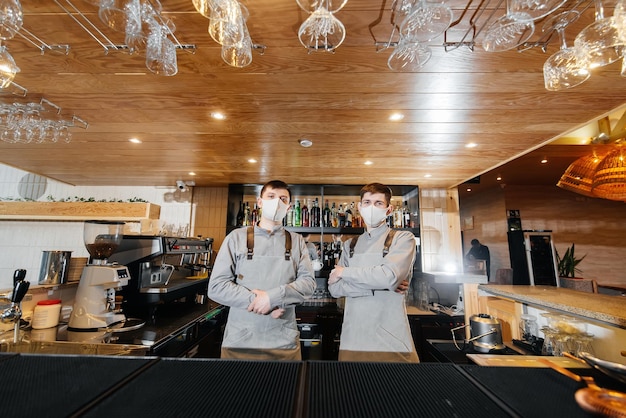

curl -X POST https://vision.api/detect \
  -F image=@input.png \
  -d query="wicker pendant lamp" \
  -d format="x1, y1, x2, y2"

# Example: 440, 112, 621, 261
591, 147, 626, 201
557, 154, 603, 197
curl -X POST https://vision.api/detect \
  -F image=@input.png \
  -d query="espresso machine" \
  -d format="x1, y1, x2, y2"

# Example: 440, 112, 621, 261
68, 221, 130, 331
108, 235, 213, 321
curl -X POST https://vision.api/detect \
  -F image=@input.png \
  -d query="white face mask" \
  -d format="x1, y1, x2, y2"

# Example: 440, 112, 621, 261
359, 204, 389, 228
261, 198, 289, 222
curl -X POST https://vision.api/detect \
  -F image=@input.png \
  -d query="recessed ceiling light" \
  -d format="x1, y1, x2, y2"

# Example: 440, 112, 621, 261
541, 158, 548, 164
389, 113, 404, 121
129, 138, 142, 144
496, 175, 502, 181
248, 158, 257, 163
364, 160, 373, 165
299, 138, 313, 147
424, 174, 432, 178
465, 143, 477, 148
189, 172, 196, 176
211, 112, 226, 120
466, 188, 472, 192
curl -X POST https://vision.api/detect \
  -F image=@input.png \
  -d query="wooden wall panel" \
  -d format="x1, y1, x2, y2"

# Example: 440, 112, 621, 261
192, 186, 229, 262
460, 185, 626, 287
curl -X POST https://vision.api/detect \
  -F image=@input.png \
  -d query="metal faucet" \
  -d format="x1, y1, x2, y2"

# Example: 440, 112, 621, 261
1, 270, 30, 343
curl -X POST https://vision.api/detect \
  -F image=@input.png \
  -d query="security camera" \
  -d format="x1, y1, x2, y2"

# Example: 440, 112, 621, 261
176, 180, 186, 190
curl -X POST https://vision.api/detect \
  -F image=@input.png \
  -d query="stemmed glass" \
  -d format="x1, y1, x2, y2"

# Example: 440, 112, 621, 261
508, 0, 568, 21
399, 0, 453, 43
209, 0, 248, 48
296, 0, 348, 13
0, 45, 19, 88
145, 21, 178, 76
221, 24, 253, 67
387, 36, 432, 71
543, 10, 590, 91
482, 1, 534, 52
0, 0, 23, 40
298, 5, 346, 52
574, 0, 625, 69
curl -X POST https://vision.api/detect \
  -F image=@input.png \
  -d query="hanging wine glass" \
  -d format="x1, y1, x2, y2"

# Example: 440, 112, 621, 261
145, 22, 178, 76
221, 25, 253, 67
124, 0, 145, 54
0, 0, 23, 40
574, 0, 625, 69
508, 0, 567, 21
192, 0, 212, 19
295, 0, 348, 14
0, 45, 19, 88
298, 6, 346, 52
387, 35, 432, 71
482, 2, 534, 53
399, 0, 453, 43
209, 0, 248, 48
543, 10, 590, 91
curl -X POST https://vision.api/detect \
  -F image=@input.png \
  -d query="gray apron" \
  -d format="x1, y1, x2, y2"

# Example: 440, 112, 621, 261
221, 234, 301, 360
339, 248, 419, 363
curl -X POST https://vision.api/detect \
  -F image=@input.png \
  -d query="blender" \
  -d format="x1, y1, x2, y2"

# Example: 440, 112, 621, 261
68, 221, 130, 331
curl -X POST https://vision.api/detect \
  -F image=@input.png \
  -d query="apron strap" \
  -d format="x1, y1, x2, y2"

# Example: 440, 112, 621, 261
246, 226, 292, 261
246, 226, 254, 259
350, 229, 397, 258
382, 229, 396, 257
284, 230, 292, 260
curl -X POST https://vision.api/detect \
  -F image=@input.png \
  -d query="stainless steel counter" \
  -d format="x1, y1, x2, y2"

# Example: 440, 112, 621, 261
479, 285, 626, 328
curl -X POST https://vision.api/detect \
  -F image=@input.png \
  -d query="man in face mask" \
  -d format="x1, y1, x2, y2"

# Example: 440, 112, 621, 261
208, 180, 316, 360
328, 182, 419, 363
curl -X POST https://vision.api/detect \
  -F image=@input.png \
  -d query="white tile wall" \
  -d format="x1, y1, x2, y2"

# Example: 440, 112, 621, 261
0, 164, 192, 291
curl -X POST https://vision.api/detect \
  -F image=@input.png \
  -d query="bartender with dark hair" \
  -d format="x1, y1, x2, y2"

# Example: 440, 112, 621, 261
466, 238, 491, 279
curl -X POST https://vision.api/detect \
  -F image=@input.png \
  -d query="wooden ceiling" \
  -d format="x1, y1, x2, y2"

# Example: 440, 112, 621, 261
0, 0, 625, 190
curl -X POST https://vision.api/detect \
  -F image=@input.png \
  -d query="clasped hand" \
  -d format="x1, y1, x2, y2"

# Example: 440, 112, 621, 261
248, 289, 284, 318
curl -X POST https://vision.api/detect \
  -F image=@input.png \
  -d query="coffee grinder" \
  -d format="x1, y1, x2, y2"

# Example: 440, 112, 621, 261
68, 220, 130, 331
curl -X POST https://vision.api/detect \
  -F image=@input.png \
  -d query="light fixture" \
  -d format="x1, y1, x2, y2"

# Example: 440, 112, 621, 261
465, 142, 477, 148
389, 113, 404, 121
299, 138, 313, 147
248, 158, 257, 163
591, 147, 626, 201
129, 138, 142, 143
211, 112, 226, 120
189, 172, 196, 176
0, 46, 20, 88
541, 158, 548, 164
557, 154, 602, 197
496, 175, 502, 181
424, 174, 432, 178
364, 160, 373, 165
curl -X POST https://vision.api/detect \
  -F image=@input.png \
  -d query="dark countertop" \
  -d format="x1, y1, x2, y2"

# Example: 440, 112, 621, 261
1, 355, 624, 418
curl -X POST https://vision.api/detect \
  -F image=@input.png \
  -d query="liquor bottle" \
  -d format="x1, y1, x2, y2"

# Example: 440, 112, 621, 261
236, 201, 244, 226
311, 198, 321, 227
345, 202, 354, 227
286, 205, 293, 227
393, 201, 403, 228
302, 199, 310, 227
244, 202, 251, 226
251, 203, 258, 225
323, 200, 331, 228
337, 203, 345, 227
331, 202, 338, 227
353, 204, 361, 228
403, 201, 411, 228
293, 199, 302, 227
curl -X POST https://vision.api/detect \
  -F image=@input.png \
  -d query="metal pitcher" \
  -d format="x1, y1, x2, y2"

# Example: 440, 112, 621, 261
38, 251, 72, 285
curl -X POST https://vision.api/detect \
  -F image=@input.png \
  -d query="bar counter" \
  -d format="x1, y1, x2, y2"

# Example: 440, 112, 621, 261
479, 285, 626, 328
2, 354, 624, 417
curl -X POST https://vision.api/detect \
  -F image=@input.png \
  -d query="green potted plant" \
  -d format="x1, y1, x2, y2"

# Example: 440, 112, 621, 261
556, 243, 586, 278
